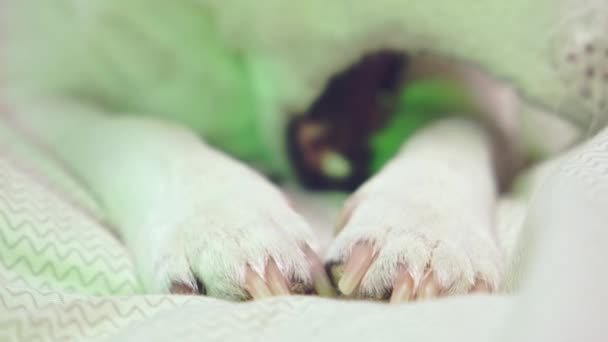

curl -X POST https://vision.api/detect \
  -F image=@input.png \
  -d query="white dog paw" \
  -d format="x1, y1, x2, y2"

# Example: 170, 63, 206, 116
325, 194, 502, 302
134, 195, 333, 300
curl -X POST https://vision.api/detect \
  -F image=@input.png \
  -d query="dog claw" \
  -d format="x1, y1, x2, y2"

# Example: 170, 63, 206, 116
169, 281, 198, 295
471, 279, 491, 293
416, 272, 441, 299
265, 258, 291, 296
338, 242, 375, 296
302, 245, 336, 297
390, 267, 414, 303
245, 265, 272, 299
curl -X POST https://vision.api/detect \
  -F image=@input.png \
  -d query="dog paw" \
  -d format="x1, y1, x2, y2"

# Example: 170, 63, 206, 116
325, 194, 502, 302
133, 193, 334, 301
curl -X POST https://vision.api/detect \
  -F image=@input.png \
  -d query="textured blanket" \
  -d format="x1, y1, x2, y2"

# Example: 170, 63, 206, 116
0, 116, 606, 342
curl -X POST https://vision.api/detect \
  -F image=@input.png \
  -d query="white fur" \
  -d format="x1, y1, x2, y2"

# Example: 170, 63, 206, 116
327, 118, 502, 296
5, 97, 317, 299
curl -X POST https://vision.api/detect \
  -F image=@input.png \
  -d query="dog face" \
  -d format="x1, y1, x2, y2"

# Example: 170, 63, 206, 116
287, 51, 407, 190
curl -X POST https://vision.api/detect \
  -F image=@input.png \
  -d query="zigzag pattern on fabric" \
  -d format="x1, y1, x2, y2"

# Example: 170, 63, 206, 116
0, 153, 141, 296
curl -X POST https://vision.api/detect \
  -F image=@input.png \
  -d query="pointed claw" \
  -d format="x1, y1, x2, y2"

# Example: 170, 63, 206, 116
169, 281, 198, 295
244, 265, 272, 300
416, 271, 441, 300
389, 267, 414, 303
338, 242, 376, 296
302, 245, 336, 297
471, 279, 491, 293
265, 258, 291, 296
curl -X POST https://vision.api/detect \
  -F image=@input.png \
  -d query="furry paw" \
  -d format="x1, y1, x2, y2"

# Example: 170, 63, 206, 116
134, 192, 333, 300
323, 118, 503, 302
325, 193, 502, 302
